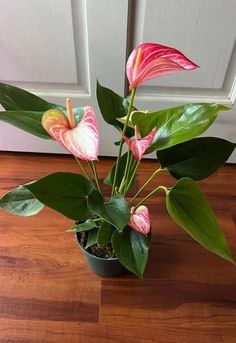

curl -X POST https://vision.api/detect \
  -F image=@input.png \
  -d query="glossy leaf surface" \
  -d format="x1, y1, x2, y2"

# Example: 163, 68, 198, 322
157, 137, 235, 180
88, 190, 130, 232
97, 222, 115, 246
0, 186, 44, 216
96, 81, 134, 137
86, 228, 99, 248
0, 82, 63, 111
25, 172, 94, 220
112, 228, 150, 277
166, 178, 235, 264
0, 110, 50, 139
132, 103, 228, 152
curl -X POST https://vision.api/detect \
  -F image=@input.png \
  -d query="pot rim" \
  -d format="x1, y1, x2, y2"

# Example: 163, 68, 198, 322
74, 232, 119, 261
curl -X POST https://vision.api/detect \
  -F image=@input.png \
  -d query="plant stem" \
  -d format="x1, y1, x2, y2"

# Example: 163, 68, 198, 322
112, 88, 136, 196
124, 160, 139, 195
89, 161, 102, 194
118, 150, 131, 194
74, 156, 91, 180
134, 185, 168, 209
129, 167, 164, 205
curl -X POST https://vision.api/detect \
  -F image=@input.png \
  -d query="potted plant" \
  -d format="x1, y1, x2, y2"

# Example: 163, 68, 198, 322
0, 43, 235, 277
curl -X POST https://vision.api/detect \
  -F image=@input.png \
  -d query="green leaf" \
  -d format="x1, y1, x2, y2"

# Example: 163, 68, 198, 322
112, 228, 151, 277
88, 190, 130, 232
0, 82, 64, 111
97, 222, 115, 246
86, 228, 98, 248
166, 177, 235, 264
0, 110, 51, 139
104, 152, 137, 191
68, 219, 97, 232
0, 186, 44, 216
132, 103, 229, 152
157, 137, 235, 180
96, 81, 134, 137
0, 83, 67, 139
25, 172, 94, 220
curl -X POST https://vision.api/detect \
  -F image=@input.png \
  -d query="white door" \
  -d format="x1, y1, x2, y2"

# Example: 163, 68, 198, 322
0, 0, 235, 161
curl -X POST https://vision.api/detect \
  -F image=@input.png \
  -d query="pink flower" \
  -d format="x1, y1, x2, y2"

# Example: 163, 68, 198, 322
124, 126, 157, 161
42, 98, 99, 161
126, 43, 199, 89
129, 206, 150, 235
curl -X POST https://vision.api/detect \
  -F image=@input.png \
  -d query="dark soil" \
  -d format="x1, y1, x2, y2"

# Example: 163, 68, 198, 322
79, 231, 116, 259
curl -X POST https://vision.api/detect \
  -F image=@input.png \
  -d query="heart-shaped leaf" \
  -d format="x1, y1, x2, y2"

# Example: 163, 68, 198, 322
157, 137, 235, 180
166, 177, 235, 264
112, 228, 151, 277
25, 172, 94, 220
132, 103, 229, 152
0, 186, 44, 216
96, 81, 134, 137
88, 190, 130, 232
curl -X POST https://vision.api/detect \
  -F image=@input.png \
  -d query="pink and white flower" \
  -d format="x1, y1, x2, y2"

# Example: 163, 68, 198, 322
126, 43, 199, 89
129, 205, 151, 235
42, 99, 99, 161
124, 126, 157, 161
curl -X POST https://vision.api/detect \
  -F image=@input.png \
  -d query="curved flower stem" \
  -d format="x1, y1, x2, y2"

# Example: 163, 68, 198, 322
74, 156, 91, 180
124, 160, 139, 195
112, 88, 136, 196
129, 167, 165, 206
89, 161, 102, 195
134, 185, 168, 209
118, 150, 131, 194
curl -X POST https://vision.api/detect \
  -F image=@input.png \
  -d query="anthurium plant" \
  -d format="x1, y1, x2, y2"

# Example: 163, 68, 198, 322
0, 43, 235, 277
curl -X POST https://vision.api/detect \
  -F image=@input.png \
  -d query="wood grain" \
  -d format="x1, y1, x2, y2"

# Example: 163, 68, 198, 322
0, 151, 236, 343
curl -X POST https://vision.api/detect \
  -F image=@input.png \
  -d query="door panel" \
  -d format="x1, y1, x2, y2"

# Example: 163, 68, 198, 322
127, 0, 236, 162
0, 0, 235, 161
0, 0, 128, 156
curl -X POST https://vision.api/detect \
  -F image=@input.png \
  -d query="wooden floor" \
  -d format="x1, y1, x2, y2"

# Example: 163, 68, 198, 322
0, 152, 236, 343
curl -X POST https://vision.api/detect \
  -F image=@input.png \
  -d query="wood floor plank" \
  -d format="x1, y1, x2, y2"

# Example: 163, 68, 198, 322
0, 152, 235, 342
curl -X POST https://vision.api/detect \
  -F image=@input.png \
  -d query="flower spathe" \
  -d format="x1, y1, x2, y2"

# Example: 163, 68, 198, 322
129, 205, 151, 235
126, 43, 199, 89
42, 100, 99, 161
124, 126, 157, 161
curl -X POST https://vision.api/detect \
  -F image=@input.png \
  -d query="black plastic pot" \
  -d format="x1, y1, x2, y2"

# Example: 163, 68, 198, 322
75, 232, 127, 277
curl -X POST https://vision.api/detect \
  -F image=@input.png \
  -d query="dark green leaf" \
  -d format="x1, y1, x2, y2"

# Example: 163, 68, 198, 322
0, 110, 50, 139
88, 190, 130, 232
157, 137, 235, 180
0, 186, 44, 216
96, 81, 134, 137
25, 172, 94, 220
132, 103, 229, 152
86, 228, 99, 248
68, 219, 97, 232
97, 222, 115, 246
112, 228, 151, 277
104, 152, 137, 191
0, 82, 64, 111
166, 177, 235, 264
